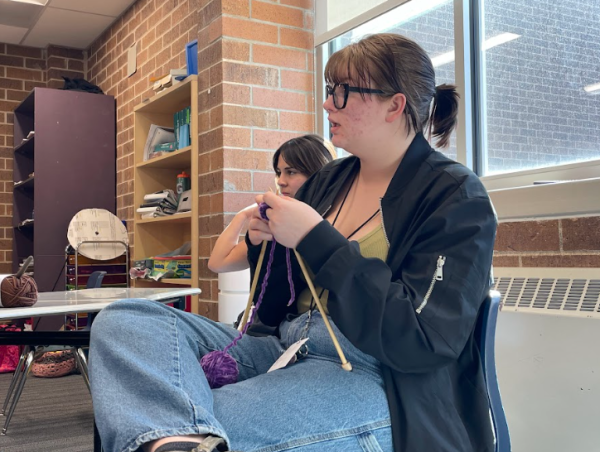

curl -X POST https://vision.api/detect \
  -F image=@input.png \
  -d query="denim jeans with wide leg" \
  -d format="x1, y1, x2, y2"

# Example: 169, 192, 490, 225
89, 299, 392, 452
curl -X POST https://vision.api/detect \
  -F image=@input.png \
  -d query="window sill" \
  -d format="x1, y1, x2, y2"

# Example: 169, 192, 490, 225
488, 177, 600, 222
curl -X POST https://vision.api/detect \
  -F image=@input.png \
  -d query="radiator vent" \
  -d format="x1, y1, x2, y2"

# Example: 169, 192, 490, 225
493, 267, 600, 318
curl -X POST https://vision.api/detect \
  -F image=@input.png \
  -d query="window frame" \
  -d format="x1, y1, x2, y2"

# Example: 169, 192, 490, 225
314, 0, 600, 221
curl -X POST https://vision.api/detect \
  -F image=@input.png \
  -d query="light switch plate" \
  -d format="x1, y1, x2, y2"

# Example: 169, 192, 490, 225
127, 42, 137, 77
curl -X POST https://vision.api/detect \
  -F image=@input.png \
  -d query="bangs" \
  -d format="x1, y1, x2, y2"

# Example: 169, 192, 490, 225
324, 43, 373, 87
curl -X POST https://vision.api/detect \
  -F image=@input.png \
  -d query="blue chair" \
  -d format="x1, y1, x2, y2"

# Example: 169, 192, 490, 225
475, 290, 511, 452
0, 271, 107, 434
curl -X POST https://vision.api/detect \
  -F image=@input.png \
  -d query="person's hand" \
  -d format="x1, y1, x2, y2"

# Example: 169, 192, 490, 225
260, 192, 323, 249
248, 195, 273, 245
238, 203, 257, 221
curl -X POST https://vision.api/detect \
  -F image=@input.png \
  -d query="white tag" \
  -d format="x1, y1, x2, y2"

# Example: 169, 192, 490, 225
267, 338, 309, 373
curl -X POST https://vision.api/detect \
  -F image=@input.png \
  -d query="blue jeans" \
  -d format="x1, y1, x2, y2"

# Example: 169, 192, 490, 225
89, 299, 392, 452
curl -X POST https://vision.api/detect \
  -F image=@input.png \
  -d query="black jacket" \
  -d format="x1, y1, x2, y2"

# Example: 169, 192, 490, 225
247, 133, 497, 452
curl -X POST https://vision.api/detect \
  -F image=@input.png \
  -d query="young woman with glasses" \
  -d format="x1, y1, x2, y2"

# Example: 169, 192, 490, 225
89, 34, 497, 452
208, 134, 335, 274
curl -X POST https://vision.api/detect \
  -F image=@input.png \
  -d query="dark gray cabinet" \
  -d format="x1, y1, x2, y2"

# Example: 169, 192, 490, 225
12, 88, 116, 291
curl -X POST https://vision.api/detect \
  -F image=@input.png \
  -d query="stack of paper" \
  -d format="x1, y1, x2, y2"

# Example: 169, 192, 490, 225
137, 189, 178, 218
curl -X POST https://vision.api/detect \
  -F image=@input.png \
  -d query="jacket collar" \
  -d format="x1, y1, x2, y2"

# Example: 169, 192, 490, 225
383, 132, 434, 199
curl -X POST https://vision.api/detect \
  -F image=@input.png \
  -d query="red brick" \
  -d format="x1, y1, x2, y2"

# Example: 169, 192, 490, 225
495, 220, 559, 252
253, 87, 306, 111
6, 67, 42, 81
0, 78, 23, 90
224, 149, 273, 170
223, 170, 252, 191
221, 17, 278, 43
281, 0, 313, 8
521, 254, 600, 267
253, 130, 301, 150
222, 39, 250, 62
251, 1, 305, 28
223, 126, 251, 148
492, 255, 520, 267
253, 44, 307, 70
561, 217, 600, 251
223, 192, 259, 213
6, 45, 42, 59
223, 0, 250, 17
0, 55, 24, 67
223, 105, 278, 128
281, 70, 313, 91
222, 62, 278, 87
7, 90, 28, 102
280, 111, 314, 132
223, 83, 251, 105
253, 171, 277, 192
280, 28, 313, 50
47, 57, 66, 69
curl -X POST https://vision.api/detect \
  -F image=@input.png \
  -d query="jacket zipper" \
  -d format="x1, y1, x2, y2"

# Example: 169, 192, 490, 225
379, 198, 390, 247
416, 255, 446, 314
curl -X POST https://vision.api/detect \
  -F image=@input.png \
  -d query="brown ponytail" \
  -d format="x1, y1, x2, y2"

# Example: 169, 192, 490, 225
429, 84, 460, 148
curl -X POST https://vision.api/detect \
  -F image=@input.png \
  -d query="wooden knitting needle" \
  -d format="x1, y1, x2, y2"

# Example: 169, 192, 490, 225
293, 250, 352, 372
238, 240, 268, 331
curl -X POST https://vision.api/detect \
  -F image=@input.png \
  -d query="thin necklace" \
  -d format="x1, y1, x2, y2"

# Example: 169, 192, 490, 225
298, 173, 381, 357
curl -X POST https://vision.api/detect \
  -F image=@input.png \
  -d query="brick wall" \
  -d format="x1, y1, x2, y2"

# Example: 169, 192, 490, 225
86, 0, 314, 318
493, 216, 600, 268
196, 0, 315, 318
0, 44, 84, 273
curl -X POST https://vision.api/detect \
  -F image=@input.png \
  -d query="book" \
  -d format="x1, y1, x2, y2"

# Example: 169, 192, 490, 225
142, 125, 175, 161
154, 142, 177, 152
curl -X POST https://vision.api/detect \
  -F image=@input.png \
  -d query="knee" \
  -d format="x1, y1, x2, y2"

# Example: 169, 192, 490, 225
91, 299, 162, 342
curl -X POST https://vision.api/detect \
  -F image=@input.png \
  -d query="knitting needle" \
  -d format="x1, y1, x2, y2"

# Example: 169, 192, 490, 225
293, 250, 352, 372
238, 240, 268, 331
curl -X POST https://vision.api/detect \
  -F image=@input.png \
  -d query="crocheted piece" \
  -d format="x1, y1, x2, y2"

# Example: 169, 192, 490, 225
31, 350, 76, 378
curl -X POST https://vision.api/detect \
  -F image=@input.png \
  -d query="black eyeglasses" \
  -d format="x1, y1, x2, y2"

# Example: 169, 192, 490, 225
325, 83, 386, 109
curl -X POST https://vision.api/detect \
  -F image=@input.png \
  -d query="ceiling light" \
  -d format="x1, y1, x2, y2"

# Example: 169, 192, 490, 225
431, 32, 521, 67
7, 0, 48, 5
583, 82, 600, 95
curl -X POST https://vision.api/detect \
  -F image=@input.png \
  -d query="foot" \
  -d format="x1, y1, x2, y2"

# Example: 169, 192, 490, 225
154, 436, 234, 452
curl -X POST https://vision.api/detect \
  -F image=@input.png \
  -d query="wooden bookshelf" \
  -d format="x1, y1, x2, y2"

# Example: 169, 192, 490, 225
133, 76, 199, 313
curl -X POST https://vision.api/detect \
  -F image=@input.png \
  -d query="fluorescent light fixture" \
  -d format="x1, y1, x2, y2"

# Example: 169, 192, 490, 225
431, 32, 521, 67
351, 0, 452, 39
583, 82, 600, 94
7, 0, 48, 5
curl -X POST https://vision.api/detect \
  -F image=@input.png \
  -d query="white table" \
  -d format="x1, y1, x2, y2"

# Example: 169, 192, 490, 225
0, 287, 201, 321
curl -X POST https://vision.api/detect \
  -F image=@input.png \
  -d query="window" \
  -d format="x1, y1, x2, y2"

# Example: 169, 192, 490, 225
319, 0, 457, 160
482, 0, 600, 175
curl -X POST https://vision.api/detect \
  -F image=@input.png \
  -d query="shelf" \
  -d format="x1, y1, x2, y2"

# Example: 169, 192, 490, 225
137, 146, 191, 169
135, 75, 198, 114
14, 136, 35, 157
14, 89, 35, 115
14, 176, 34, 190
15, 219, 34, 229
137, 212, 191, 224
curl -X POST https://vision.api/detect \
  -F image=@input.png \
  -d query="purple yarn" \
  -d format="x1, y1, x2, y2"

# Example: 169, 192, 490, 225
201, 239, 277, 389
259, 202, 270, 220
201, 200, 297, 388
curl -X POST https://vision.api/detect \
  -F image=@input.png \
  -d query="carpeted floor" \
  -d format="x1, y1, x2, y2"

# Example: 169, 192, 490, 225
0, 372, 94, 451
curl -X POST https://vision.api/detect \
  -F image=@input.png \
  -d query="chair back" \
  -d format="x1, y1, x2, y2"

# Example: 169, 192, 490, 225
475, 290, 511, 452
86, 271, 107, 289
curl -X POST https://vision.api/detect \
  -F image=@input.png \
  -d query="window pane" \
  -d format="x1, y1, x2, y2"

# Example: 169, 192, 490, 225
483, 0, 600, 175
325, 0, 457, 159
326, 0, 388, 31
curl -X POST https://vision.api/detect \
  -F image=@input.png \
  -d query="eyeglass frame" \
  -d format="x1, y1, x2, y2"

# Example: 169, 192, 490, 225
325, 83, 387, 109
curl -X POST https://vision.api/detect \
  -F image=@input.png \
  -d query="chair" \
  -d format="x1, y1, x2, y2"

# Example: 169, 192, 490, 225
0, 271, 106, 435
475, 290, 511, 452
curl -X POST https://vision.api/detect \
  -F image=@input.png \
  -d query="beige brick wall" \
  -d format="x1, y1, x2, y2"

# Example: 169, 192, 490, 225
0, 44, 84, 273
493, 216, 600, 267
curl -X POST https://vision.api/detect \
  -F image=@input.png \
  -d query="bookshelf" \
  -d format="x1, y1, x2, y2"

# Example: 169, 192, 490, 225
133, 76, 199, 313
12, 88, 116, 291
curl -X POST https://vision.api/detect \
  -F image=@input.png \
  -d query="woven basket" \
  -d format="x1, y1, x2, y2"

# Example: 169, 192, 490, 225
31, 350, 76, 378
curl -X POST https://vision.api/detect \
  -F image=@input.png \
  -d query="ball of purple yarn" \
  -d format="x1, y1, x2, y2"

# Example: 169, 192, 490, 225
259, 202, 270, 221
200, 350, 239, 389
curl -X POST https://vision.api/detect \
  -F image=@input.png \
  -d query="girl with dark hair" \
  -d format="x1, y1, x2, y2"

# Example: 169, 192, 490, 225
208, 134, 334, 273
90, 33, 496, 452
